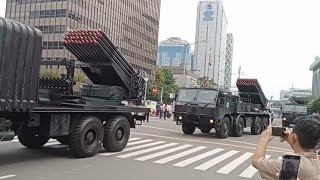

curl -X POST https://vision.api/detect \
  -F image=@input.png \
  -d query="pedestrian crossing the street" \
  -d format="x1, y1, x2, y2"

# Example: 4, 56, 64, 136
10, 136, 273, 178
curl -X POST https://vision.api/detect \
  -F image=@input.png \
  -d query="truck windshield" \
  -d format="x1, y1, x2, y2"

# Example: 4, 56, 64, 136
177, 89, 198, 102
196, 90, 218, 103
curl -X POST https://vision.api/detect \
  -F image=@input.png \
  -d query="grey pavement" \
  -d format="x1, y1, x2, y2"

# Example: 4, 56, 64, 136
0, 117, 291, 180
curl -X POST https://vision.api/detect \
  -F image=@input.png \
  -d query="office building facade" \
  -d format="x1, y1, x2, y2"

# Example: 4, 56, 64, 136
5, 0, 161, 81
194, 0, 228, 85
157, 37, 191, 70
310, 56, 320, 97
224, 33, 233, 87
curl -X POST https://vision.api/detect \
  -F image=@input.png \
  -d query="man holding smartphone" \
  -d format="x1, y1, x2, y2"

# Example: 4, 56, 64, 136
252, 116, 320, 180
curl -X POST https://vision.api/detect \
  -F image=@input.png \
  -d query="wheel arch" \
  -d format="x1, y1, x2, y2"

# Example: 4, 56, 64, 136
234, 114, 246, 127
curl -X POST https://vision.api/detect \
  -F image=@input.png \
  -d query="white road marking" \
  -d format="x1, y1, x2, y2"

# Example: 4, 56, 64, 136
45, 142, 62, 146
128, 137, 142, 142
117, 143, 178, 158
132, 132, 291, 153
154, 146, 206, 164
139, 125, 290, 151
99, 141, 166, 157
239, 155, 271, 178
135, 144, 193, 161
173, 148, 225, 167
127, 139, 153, 146
194, 150, 239, 171
217, 152, 253, 174
0, 175, 16, 179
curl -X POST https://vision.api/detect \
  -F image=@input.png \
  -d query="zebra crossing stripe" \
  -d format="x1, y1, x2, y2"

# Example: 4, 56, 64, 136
127, 139, 153, 146
117, 143, 178, 159
239, 155, 271, 178
128, 138, 142, 142
100, 141, 166, 157
154, 146, 207, 164
173, 148, 225, 167
135, 144, 193, 161
217, 152, 253, 174
194, 150, 239, 171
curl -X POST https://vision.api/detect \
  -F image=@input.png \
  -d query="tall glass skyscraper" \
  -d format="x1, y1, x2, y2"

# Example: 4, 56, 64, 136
5, 0, 161, 81
157, 37, 191, 70
194, 0, 228, 85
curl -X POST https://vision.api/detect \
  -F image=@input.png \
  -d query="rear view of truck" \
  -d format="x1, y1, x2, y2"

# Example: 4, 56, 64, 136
0, 17, 149, 158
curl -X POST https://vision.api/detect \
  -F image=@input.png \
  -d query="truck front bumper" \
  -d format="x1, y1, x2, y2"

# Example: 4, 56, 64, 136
174, 113, 218, 127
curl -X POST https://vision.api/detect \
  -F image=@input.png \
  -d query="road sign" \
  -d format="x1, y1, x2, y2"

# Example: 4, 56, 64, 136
152, 87, 158, 94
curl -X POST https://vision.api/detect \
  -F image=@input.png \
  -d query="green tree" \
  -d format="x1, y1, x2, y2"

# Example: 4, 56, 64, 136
308, 96, 320, 113
147, 67, 179, 102
40, 71, 61, 78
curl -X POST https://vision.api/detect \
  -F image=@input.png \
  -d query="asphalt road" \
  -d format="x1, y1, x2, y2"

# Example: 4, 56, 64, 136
0, 117, 291, 180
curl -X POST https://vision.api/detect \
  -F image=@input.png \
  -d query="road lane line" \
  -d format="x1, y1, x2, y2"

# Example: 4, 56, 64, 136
141, 125, 290, 152
173, 148, 225, 167
100, 141, 166, 157
0, 175, 16, 179
127, 139, 153, 146
154, 146, 206, 164
117, 143, 178, 158
194, 150, 239, 171
45, 142, 62, 146
131, 132, 291, 153
135, 144, 193, 161
217, 152, 253, 174
128, 137, 142, 142
239, 155, 271, 178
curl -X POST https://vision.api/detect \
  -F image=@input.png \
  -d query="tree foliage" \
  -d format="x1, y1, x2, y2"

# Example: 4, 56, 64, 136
308, 96, 320, 113
147, 67, 179, 102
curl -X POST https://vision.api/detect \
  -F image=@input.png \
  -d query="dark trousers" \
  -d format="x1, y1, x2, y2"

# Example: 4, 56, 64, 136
159, 110, 163, 119
163, 111, 167, 119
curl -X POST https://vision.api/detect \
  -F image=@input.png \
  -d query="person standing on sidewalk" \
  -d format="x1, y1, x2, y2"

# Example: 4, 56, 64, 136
163, 103, 168, 120
159, 102, 163, 119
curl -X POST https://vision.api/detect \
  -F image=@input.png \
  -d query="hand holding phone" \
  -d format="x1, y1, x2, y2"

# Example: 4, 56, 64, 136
279, 155, 301, 180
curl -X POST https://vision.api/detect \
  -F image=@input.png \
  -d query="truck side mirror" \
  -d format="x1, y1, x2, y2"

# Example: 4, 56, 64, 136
220, 97, 225, 104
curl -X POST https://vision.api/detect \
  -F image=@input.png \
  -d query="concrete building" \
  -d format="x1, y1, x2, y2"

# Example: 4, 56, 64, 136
310, 56, 320, 97
224, 33, 233, 88
194, 0, 228, 85
280, 88, 312, 101
162, 66, 199, 88
157, 37, 191, 70
5, 0, 161, 81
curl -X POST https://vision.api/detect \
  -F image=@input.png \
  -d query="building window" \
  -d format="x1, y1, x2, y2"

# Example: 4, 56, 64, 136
30, 9, 67, 18
43, 41, 64, 49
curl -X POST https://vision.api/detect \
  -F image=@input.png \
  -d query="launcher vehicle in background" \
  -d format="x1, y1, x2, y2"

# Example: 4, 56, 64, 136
174, 78, 271, 138
0, 17, 149, 158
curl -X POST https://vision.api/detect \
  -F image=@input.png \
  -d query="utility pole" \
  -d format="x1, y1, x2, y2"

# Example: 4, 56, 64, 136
160, 86, 164, 102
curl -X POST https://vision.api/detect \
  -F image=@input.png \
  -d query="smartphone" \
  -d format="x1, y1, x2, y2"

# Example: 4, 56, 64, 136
272, 126, 286, 136
279, 155, 301, 180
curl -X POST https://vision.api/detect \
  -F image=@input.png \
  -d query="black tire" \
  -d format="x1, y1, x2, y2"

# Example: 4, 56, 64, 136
261, 117, 269, 131
216, 117, 230, 138
182, 122, 195, 135
231, 117, 244, 137
251, 117, 262, 135
18, 125, 49, 149
56, 136, 69, 145
69, 116, 104, 158
200, 127, 212, 134
282, 120, 290, 127
103, 116, 131, 152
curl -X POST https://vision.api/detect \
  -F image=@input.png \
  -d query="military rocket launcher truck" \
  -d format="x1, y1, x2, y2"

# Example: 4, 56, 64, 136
0, 18, 149, 158
174, 78, 271, 138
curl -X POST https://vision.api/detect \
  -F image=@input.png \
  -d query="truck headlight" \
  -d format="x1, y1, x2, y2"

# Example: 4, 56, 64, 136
209, 119, 214, 124
179, 116, 182, 120
283, 118, 287, 121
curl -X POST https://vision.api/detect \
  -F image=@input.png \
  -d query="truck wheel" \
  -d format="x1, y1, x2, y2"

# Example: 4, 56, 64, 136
69, 116, 104, 158
56, 136, 69, 145
200, 127, 212, 134
216, 117, 230, 138
231, 117, 244, 137
251, 117, 262, 135
18, 125, 49, 149
182, 122, 195, 135
261, 117, 269, 131
103, 116, 130, 152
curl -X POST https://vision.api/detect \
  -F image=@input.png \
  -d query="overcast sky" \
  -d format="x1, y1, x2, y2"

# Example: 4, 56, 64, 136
1, 0, 320, 99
